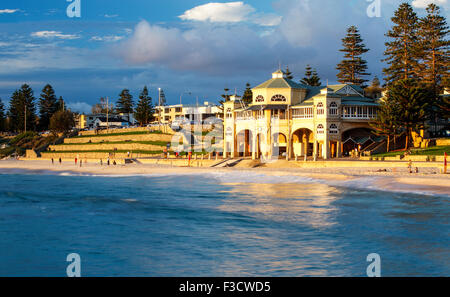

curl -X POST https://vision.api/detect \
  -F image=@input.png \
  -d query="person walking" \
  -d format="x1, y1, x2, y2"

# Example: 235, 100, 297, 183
100, 159, 103, 166
59, 157, 62, 164
80, 160, 82, 167
51, 158, 54, 165
75, 157, 77, 165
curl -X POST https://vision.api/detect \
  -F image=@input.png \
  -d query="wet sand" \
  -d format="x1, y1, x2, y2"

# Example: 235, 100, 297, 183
0, 159, 449, 196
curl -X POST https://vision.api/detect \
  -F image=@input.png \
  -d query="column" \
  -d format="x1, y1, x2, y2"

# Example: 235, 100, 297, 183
323, 140, 330, 160
313, 140, 318, 159
252, 129, 257, 160
231, 131, 236, 158
337, 141, 342, 158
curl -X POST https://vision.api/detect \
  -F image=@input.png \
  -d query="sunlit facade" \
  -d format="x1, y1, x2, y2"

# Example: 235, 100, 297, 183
223, 70, 379, 160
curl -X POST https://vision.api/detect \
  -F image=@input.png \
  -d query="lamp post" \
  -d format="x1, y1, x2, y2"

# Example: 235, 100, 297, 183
180, 91, 191, 106
158, 88, 161, 126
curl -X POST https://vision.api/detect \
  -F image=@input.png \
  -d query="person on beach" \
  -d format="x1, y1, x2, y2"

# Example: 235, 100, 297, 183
100, 159, 103, 166
51, 158, 54, 165
80, 160, 82, 167
107, 157, 110, 166
75, 157, 77, 165
113, 160, 117, 166
59, 158, 62, 164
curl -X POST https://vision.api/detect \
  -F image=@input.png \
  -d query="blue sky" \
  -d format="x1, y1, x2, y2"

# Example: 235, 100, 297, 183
0, 0, 448, 113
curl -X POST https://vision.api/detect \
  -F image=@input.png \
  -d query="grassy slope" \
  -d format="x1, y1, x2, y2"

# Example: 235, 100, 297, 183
55, 140, 169, 147
41, 149, 165, 155
72, 131, 169, 138
373, 146, 450, 157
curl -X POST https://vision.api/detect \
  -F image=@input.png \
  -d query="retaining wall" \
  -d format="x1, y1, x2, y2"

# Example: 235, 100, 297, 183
64, 133, 173, 144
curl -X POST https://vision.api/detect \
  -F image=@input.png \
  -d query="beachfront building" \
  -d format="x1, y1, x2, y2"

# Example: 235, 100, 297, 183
75, 113, 135, 130
223, 70, 380, 160
154, 102, 222, 124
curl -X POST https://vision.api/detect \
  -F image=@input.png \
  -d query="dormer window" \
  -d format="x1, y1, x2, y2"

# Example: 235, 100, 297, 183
271, 94, 286, 102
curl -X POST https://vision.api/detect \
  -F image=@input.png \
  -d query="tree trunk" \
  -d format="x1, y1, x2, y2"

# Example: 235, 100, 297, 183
405, 129, 410, 150
387, 135, 390, 153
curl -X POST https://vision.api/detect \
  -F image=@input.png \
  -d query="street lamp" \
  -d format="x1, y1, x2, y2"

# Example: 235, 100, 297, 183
158, 88, 161, 126
180, 91, 191, 105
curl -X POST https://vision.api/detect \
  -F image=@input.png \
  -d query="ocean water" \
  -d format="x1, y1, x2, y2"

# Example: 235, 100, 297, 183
0, 170, 448, 276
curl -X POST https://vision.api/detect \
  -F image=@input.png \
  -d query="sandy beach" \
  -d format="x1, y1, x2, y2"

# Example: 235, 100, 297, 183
0, 159, 449, 196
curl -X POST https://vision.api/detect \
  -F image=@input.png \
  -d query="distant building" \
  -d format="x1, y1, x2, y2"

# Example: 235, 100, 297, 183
93, 117, 130, 128
154, 102, 222, 124
75, 113, 135, 129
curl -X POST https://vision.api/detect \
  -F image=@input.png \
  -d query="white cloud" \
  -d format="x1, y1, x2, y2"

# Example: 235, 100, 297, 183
411, 0, 448, 9
31, 31, 80, 40
0, 9, 19, 14
179, 1, 282, 26
67, 102, 92, 114
117, 20, 308, 75
91, 35, 124, 42
104, 14, 119, 18
179, 2, 255, 23
251, 13, 283, 27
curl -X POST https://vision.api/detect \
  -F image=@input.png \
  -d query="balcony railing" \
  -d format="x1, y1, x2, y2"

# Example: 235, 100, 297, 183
342, 106, 377, 120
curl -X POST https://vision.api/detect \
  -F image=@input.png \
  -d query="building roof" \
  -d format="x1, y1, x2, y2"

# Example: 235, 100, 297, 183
253, 76, 309, 90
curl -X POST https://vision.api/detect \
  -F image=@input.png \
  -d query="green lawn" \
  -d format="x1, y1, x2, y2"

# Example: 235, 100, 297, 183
41, 149, 165, 155
56, 140, 169, 147
72, 130, 169, 138
373, 146, 450, 157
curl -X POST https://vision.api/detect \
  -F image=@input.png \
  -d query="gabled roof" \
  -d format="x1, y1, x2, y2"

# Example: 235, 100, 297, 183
253, 77, 309, 90
328, 84, 364, 96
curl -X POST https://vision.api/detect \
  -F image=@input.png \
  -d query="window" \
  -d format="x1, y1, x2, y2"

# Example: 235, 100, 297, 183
317, 102, 324, 115
255, 95, 264, 102
271, 94, 287, 102
329, 124, 338, 134
164, 108, 170, 113
226, 108, 233, 119
317, 124, 324, 134
175, 107, 182, 113
329, 102, 338, 115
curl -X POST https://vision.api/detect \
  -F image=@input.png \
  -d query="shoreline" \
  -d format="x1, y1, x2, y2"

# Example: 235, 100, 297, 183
0, 159, 449, 196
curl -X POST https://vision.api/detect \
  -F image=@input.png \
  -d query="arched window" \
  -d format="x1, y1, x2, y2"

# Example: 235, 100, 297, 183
317, 124, 324, 134
329, 102, 338, 115
255, 95, 264, 102
226, 108, 232, 118
317, 102, 324, 115
329, 124, 338, 134
271, 94, 287, 102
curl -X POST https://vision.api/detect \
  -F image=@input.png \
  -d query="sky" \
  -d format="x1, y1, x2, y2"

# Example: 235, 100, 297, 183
0, 0, 448, 114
